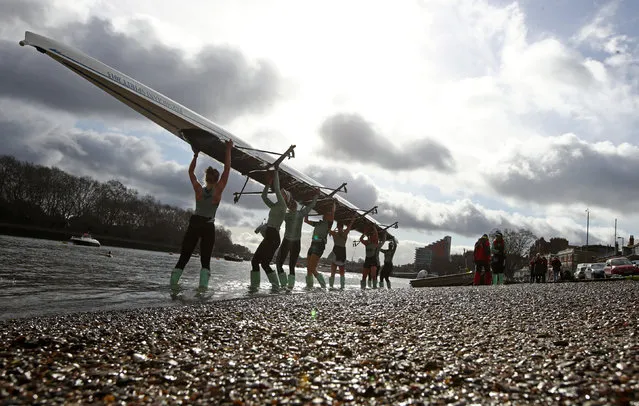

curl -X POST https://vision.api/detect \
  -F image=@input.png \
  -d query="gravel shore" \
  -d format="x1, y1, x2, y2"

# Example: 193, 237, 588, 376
1, 281, 638, 405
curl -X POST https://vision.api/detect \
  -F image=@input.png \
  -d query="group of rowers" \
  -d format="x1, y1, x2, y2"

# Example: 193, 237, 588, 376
169, 140, 398, 293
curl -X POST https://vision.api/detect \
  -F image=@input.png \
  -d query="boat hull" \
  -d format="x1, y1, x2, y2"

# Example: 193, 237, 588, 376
70, 238, 101, 247
18, 31, 395, 241
224, 255, 243, 262
410, 272, 474, 288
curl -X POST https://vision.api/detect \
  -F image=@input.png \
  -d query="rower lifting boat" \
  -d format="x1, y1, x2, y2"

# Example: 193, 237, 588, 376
18, 31, 397, 239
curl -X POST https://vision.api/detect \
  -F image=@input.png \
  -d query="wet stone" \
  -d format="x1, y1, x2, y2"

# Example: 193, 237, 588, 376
0, 281, 638, 404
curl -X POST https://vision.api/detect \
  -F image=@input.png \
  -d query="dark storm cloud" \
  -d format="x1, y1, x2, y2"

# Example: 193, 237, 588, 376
304, 165, 379, 210
319, 113, 456, 173
0, 0, 48, 25
303, 164, 512, 236
381, 198, 579, 241
0, 108, 271, 220
386, 200, 508, 237
1, 17, 283, 123
486, 135, 639, 211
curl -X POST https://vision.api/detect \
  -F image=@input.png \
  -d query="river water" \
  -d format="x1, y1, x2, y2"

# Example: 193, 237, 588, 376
0, 235, 409, 320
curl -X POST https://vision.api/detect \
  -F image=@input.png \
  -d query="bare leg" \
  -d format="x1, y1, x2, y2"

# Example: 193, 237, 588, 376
370, 266, 378, 288
338, 266, 346, 289
361, 267, 370, 289
329, 263, 337, 288
306, 254, 320, 288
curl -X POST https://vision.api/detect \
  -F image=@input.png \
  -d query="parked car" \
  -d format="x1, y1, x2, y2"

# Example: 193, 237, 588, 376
574, 263, 590, 280
603, 257, 639, 277
586, 263, 605, 279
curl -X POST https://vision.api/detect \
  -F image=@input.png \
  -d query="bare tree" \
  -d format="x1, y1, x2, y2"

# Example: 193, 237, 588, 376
0, 155, 250, 255
502, 228, 537, 280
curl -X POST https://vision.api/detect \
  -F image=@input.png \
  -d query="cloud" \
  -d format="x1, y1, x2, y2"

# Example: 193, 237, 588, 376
0, 99, 273, 218
318, 113, 456, 173
485, 133, 639, 211
303, 164, 379, 211
573, 1, 631, 55
0, 0, 49, 25
0, 16, 284, 124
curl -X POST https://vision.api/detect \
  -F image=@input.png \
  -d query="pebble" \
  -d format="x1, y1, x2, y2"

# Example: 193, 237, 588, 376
1, 281, 638, 404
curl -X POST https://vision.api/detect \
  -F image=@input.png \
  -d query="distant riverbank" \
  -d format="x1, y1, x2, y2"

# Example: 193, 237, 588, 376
0, 222, 179, 253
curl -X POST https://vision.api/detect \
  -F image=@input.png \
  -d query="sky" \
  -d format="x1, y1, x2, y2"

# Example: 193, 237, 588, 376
1, 0, 639, 265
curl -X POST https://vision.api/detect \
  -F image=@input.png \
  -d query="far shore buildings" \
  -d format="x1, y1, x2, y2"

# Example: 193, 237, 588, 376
414, 236, 452, 274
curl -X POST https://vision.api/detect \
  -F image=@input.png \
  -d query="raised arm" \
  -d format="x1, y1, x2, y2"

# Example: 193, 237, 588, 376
344, 216, 357, 234
390, 239, 398, 254
214, 140, 233, 202
300, 189, 320, 216
272, 170, 287, 208
261, 172, 275, 208
188, 152, 202, 197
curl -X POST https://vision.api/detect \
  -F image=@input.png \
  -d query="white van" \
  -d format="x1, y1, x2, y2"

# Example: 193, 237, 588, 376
574, 263, 590, 280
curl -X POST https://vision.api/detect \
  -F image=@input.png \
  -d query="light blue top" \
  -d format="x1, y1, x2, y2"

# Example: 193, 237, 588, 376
283, 194, 318, 241
308, 219, 333, 243
194, 186, 218, 221
332, 230, 348, 247
262, 171, 287, 230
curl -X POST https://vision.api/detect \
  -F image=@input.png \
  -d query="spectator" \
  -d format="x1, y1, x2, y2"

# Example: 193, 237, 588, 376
473, 234, 491, 285
550, 256, 562, 282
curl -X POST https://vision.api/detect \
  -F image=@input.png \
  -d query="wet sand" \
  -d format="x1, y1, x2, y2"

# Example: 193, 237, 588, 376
1, 281, 638, 405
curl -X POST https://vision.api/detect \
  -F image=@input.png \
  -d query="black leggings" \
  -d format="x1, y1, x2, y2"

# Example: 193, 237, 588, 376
276, 238, 301, 275
175, 215, 216, 270
252, 226, 281, 274
380, 262, 393, 283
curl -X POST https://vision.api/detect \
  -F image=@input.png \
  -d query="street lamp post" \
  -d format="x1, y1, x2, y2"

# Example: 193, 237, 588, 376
585, 209, 590, 251
614, 218, 617, 256
617, 237, 625, 256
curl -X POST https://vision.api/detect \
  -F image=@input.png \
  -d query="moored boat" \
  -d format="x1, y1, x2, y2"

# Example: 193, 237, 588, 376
224, 253, 243, 262
410, 271, 474, 288
70, 233, 101, 247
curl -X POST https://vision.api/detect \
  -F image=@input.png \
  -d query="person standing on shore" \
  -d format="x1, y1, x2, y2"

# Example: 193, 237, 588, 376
360, 226, 380, 289
275, 188, 320, 289
530, 253, 545, 283
491, 231, 506, 285
473, 234, 491, 285
379, 236, 398, 289
540, 254, 548, 283
550, 255, 562, 282
170, 140, 233, 293
327, 216, 357, 290
369, 231, 386, 287
250, 170, 289, 292
304, 201, 336, 289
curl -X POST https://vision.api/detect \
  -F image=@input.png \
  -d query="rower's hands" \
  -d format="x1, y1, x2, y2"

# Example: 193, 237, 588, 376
265, 170, 274, 185
225, 139, 234, 149
191, 144, 199, 156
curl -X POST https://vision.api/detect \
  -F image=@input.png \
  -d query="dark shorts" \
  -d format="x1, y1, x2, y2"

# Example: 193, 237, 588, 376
363, 256, 377, 269
491, 261, 504, 274
380, 262, 393, 278
307, 241, 326, 258
330, 246, 347, 265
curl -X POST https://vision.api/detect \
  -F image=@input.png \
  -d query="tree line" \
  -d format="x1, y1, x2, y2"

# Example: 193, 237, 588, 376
0, 155, 251, 256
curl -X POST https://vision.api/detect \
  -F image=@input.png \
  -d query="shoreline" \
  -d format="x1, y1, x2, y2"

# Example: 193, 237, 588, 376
0, 223, 178, 253
1, 282, 637, 404
0, 229, 418, 278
